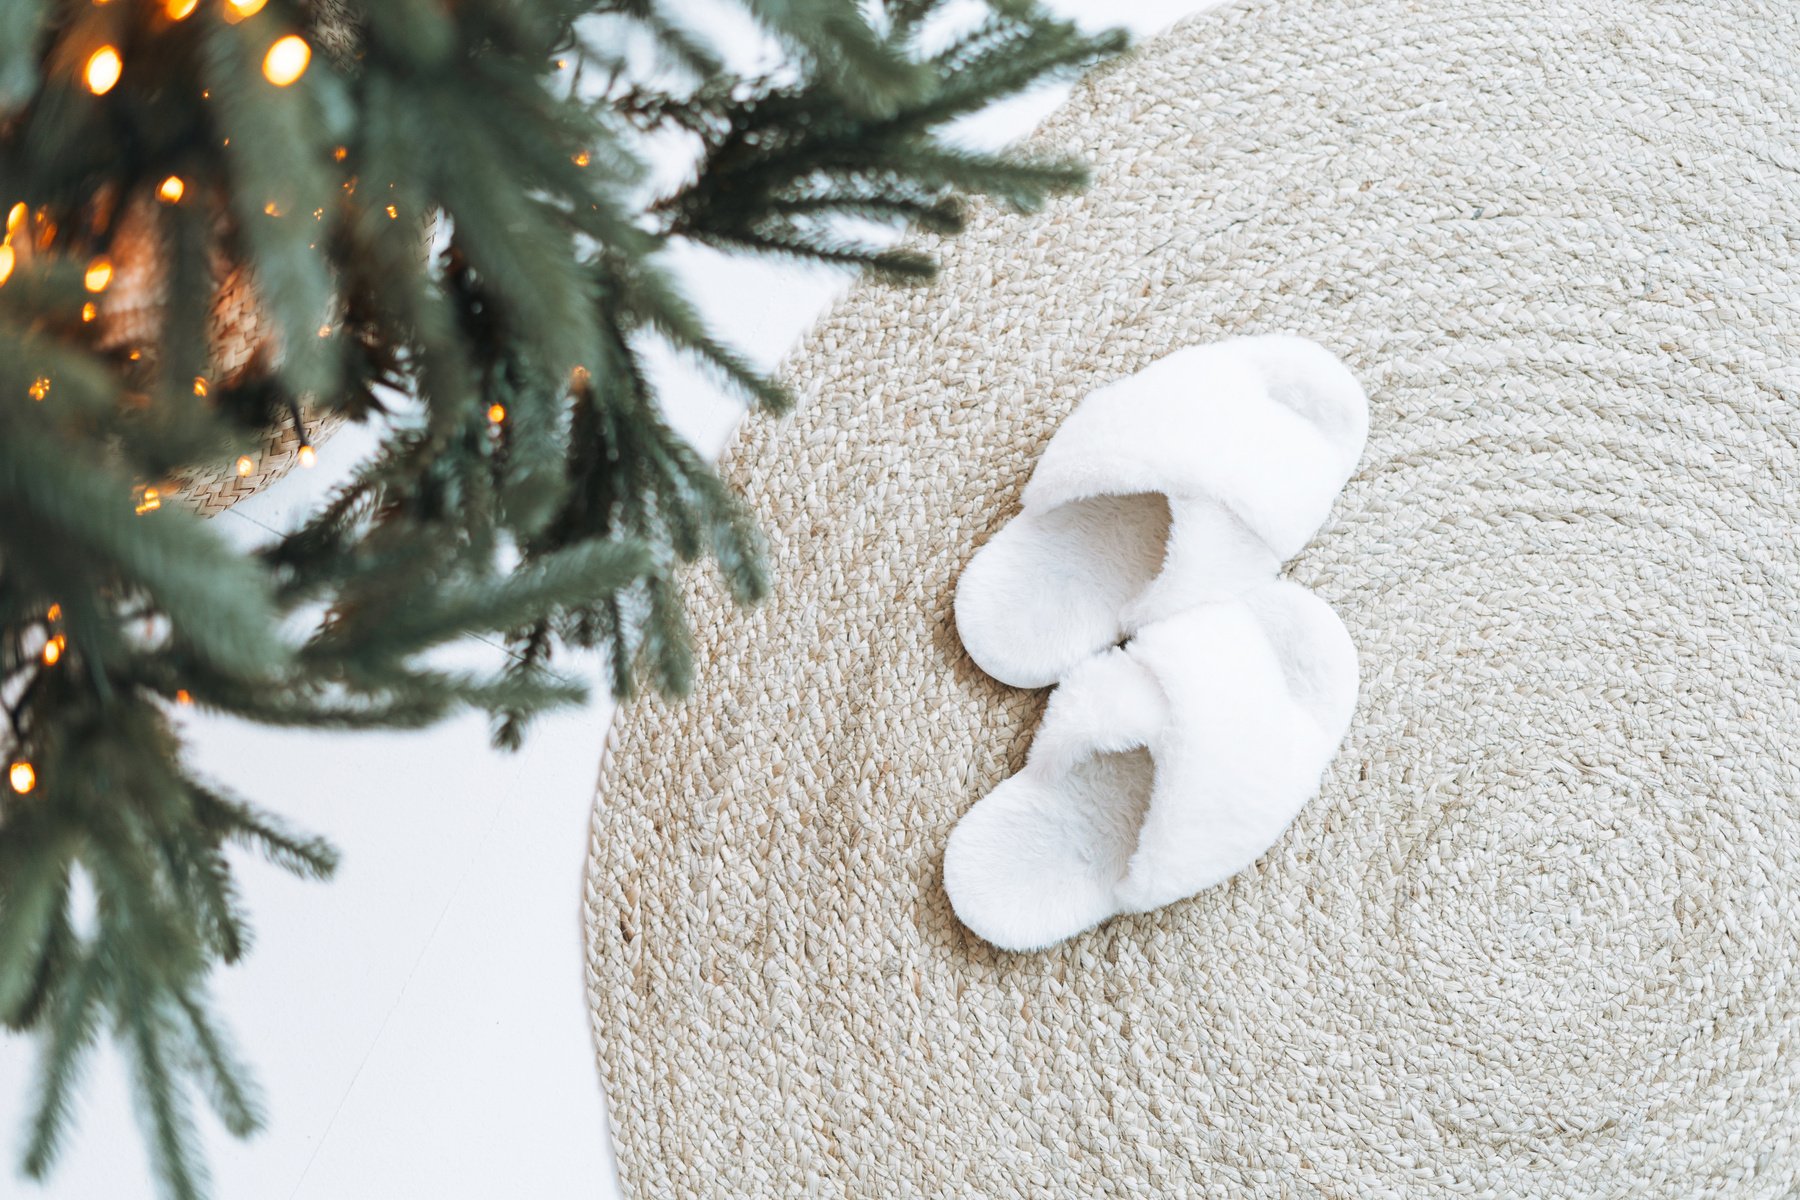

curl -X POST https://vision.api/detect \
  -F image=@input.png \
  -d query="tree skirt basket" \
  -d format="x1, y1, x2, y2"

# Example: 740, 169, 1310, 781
19, 190, 345, 517
583, 0, 1800, 1195
105, 194, 346, 517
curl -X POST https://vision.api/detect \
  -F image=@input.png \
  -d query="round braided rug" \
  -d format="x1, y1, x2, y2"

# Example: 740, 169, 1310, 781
583, 0, 1800, 1194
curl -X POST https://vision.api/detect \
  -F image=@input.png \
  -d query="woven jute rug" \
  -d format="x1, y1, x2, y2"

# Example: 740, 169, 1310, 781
583, 0, 1800, 1193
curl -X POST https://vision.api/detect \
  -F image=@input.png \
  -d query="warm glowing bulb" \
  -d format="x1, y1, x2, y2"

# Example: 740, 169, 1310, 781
0, 244, 13, 286
85, 46, 123, 95
226, 0, 267, 19
385, 204, 398, 220
297, 444, 317, 468
263, 200, 283, 217
5, 201, 23, 238
8, 761, 34, 795
193, 376, 209, 397
175, 689, 193, 705
28, 376, 50, 401
84, 256, 113, 292
333, 145, 348, 162
235, 454, 255, 477
487, 402, 507, 424
573, 151, 591, 167
42, 634, 65, 666
158, 175, 185, 203
46, 604, 62, 622
166, 0, 198, 17
262, 36, 311, 86
135, 486, 162, 515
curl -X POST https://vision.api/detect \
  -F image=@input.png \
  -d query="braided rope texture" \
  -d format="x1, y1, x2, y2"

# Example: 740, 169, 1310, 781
583, 1, 1800, 1194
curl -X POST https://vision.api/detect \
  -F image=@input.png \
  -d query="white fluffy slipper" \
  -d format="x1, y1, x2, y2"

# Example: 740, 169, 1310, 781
943, 579, 1358, 952
954, 335, 1367, 688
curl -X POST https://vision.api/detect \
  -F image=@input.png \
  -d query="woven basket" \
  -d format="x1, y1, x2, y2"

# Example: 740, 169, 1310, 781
92, 194, 344, 517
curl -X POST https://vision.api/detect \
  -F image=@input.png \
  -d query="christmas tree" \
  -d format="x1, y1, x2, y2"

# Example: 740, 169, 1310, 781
0, 1, 1119, 1194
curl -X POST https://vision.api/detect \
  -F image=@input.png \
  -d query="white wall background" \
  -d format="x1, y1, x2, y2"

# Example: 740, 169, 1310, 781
1, 2, 1216, 1195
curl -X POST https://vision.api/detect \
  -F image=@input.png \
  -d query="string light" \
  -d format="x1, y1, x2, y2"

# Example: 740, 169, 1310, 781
263, 200, 283, 217
175, 689, 193, 705
42, 634, 66, 666
297, 444, 317, 468
573, 151, 591, 167
81, 301, 97, 322
193, 376, 208, 396
8, 761, 35, 795
0, 202, 20, 290
235, 454, 255, 476
135, 486, 162, 515
158, 175, 185, 203
333, 145, 348, 162
47, 604, 62, 622
28, 376, 50, 401
85, 46, 123, 95
385, 204, 398, 219
262, 36, 311, 86
165, 0, 198, 17
225, 0, 267, 19
488, 402, 507, 425
84, 256, 113, 292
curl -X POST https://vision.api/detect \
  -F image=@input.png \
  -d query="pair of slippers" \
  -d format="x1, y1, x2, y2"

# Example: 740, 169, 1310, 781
944, 335, 1368, 952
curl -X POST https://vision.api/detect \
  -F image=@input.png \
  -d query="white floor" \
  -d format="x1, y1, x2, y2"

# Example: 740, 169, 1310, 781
0, 2, 1214, 1195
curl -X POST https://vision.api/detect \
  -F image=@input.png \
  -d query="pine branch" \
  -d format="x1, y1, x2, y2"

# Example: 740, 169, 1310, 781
2, 429, 290, 678
613, 258, 792, 411
306, 538, 652, 664
0, 834, 72, 1021
19, 956, 105, 1178
121, 988, 208, 1200
657, 10, 1115, 272
175, 990, 264, 1138
0, 0, 48, 107
740, 0, 930, 117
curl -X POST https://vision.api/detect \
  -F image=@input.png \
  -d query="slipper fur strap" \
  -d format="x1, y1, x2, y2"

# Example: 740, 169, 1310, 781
1022, 344, 1351, 562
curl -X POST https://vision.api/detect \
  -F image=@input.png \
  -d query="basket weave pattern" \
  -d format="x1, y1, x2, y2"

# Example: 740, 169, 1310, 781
582, 1, 1800, 1195
87, 195, 342, 517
